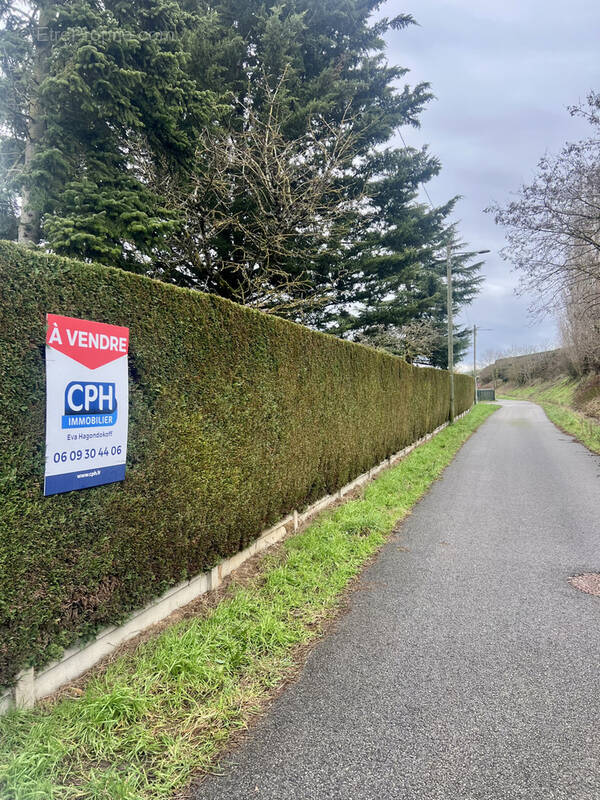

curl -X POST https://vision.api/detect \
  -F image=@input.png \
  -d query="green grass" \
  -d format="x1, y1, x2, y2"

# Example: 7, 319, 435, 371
499, 377, 576, 406
0, 404, 497, 800
500, 378, 600, 453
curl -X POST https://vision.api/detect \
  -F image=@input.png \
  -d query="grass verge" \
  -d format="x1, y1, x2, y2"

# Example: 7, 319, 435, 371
0, 404, 497, 800
500, 379, 600, 453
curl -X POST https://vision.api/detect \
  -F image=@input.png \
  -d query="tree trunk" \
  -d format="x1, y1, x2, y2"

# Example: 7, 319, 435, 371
18, 4, 51, 245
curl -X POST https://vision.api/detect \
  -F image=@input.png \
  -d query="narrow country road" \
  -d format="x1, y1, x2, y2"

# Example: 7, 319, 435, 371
193, 401, 600, 800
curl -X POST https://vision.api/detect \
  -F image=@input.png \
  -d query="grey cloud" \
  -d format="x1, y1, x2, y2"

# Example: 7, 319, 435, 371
381, 0, 600, 364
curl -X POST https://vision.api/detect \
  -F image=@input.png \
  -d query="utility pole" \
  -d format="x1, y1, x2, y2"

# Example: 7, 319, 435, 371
473, 324, 477, 405
447, 246, 489, 421
446, 242, 454, 423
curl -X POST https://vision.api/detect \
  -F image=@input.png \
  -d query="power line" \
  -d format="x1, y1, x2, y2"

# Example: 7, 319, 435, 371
398, 129, 436, 210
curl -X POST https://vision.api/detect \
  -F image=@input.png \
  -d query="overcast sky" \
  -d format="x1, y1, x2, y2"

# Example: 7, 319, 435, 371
382, 0, 600, 367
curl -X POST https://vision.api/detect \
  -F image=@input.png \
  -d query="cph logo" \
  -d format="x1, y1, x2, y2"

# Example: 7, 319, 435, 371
61, 381, 118, 429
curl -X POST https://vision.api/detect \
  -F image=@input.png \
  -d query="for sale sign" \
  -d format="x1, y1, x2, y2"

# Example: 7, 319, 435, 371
44, 314, 129, 496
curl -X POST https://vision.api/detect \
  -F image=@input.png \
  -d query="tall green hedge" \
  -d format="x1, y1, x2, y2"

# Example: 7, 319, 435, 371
0, 242, 473, 687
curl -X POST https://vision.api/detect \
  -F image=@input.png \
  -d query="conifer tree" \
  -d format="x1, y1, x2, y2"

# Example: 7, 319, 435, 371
0, 0, 217, 267
1, 0, 483, 363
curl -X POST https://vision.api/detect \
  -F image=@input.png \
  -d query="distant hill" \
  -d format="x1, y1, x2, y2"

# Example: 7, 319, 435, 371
487, 348, 600, 426
479, 349, 564, 387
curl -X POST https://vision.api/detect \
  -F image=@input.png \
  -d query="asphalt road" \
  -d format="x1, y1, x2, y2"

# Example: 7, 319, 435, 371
193, 400, 600, 800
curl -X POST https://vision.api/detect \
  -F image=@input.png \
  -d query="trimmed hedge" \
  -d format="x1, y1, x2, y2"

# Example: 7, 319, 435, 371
0, 242, 473, 687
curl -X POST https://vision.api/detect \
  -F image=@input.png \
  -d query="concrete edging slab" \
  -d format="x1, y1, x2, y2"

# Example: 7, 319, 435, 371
1, 407, 469, 712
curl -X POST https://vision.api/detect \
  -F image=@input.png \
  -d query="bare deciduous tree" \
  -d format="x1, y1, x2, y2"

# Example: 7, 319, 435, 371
487, 93, 600, 320
149, 72, 367, 316
559, 276, 600, 374
354, 320, 441, 364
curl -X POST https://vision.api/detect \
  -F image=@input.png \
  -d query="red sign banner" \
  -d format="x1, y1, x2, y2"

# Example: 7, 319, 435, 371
46, 313, 129, 370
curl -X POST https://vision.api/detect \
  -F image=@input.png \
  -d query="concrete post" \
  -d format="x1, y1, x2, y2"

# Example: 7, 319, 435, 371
14, 667, 35, 709
447, 243, 455, 422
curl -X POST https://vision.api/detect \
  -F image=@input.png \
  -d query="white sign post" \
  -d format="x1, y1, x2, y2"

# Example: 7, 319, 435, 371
44, 313, 129, 496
